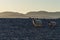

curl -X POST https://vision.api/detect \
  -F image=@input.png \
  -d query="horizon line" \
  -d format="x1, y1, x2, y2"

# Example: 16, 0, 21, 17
0, 10, 60, 14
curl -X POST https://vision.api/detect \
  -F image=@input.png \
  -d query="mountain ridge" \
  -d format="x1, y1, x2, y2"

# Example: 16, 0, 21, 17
0, 11, 60, 18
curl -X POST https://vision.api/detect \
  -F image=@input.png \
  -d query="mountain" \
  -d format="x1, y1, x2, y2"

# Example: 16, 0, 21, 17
0, 11, 27, 18
26, 11, 60, 19
0, 11, 60, 18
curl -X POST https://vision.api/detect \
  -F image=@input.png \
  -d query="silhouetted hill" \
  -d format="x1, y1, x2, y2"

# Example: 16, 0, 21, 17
0, 11, 60, 18
0, 11, 27, 18
26, 11, 60, 19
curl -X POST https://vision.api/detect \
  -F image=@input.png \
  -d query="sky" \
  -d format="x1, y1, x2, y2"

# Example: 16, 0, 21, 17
0, 0, 60, 14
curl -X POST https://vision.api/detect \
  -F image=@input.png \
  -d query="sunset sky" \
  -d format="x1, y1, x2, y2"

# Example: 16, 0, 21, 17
0, 0, 60, 14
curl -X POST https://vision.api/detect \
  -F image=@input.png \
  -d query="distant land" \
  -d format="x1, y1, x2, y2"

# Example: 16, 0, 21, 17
0, 11, 27, 18
0, 11, 60, 18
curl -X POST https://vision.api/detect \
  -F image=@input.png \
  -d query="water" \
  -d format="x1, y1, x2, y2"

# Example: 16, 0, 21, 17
0, 18, 60, 40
